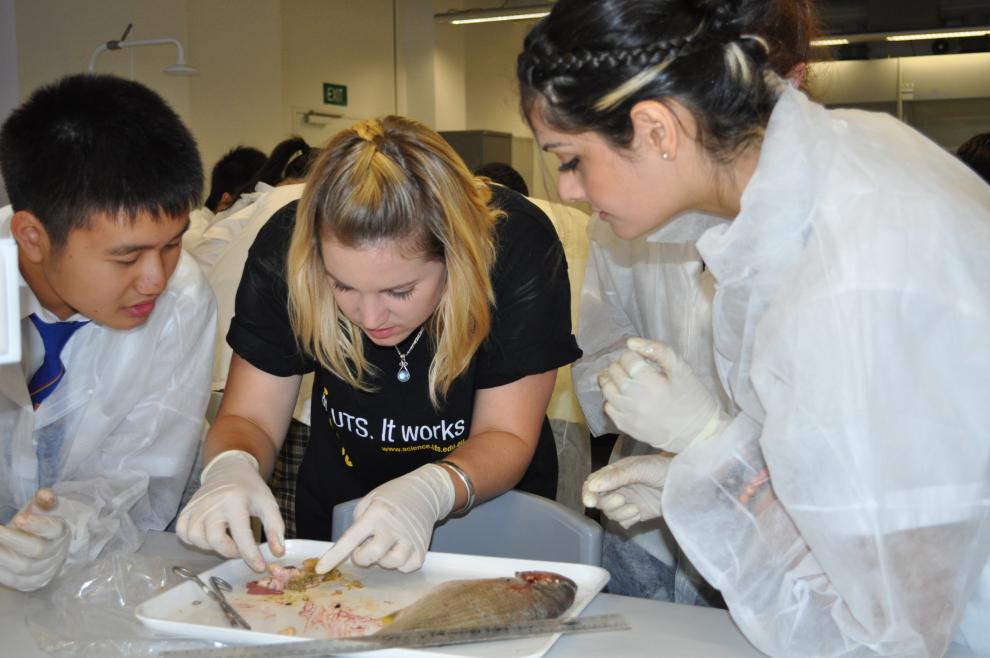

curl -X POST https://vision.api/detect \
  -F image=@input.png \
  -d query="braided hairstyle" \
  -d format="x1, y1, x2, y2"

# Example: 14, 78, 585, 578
518, 0, 816, 163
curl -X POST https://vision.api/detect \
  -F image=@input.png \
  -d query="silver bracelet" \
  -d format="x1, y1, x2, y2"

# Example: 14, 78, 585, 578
438, 459, 476, 517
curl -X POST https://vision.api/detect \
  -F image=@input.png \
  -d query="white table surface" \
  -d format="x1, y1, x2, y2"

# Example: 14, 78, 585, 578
0, 531, 978, 658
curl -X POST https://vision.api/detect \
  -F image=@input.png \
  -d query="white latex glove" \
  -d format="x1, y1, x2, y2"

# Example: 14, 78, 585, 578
176, 450, 285, 572
0, 491, 70, 591
316, 463, 455, 575
600, 337, 721, 453
582, 454, 671, 529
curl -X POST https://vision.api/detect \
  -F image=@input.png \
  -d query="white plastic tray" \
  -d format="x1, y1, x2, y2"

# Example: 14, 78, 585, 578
136, 539, 609, 658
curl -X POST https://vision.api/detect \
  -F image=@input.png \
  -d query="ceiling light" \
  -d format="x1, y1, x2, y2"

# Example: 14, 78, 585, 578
886, 28, 990, 42
810, 25, 990, 47
435, 4, 553, 25
810, 38, 850, 47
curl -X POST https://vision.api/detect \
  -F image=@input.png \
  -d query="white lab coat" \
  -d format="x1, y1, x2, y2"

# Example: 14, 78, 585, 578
182, 206, 213, 253
202, 183, 312, 423
573, 211, 729, 569
0, 208, 216, 569
190, 182, 276, 275
663, 86, 990, 656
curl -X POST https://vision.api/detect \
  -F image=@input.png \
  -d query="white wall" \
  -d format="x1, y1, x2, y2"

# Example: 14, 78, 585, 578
9, 3, 990, 201
0, 0, 18, 206
15, 0, 193, 119
8, 0, 429, 194
280, 0, 396, 146
395, 0, 436, 126
187, 0, 284, 174
809, 53, 990, 149
457, 17, 585, 205
433, 0, 466, 131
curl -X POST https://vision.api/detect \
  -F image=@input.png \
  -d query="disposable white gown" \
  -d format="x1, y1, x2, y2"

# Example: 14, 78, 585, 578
0, 208, 216, 568
663, 86, 990, 657
204, 183, 311, 423
573, 210, 729, 575
191, 182, 277, 276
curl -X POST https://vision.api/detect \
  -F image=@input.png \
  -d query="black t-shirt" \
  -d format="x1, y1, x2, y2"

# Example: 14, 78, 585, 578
228, 186, 581, 539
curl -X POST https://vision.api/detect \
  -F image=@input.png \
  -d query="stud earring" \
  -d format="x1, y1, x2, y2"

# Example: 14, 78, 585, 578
661, 152, 670, 160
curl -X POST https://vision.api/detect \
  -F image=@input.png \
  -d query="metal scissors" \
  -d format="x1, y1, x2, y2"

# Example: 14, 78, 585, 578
172, 565, 252, 630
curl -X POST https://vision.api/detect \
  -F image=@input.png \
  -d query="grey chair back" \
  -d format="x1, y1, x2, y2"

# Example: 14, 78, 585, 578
331, 489, 602, 566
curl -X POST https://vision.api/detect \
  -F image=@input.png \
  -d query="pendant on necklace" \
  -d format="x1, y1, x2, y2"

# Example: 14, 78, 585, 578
394, 326, 424, 384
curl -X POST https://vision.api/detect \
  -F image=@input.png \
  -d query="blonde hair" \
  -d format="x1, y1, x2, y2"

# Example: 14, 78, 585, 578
287, 116, 498, 408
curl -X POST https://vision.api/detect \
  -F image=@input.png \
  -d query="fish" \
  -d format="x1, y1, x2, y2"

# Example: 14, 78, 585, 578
376, 570, 577, 636
246, 558, 344, 595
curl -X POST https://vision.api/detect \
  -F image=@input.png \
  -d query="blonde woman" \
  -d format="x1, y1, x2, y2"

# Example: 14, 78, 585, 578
177, 116, 580, 574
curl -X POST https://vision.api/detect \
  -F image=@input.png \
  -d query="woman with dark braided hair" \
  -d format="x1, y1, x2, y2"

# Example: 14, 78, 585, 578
564, 0, 814, 611
519, 1, 990, 656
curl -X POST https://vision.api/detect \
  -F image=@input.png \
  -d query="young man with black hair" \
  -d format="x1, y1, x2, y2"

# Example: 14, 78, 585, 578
185, 146, 266, 252
0, 74, 216, 592
204, 146, 267, 214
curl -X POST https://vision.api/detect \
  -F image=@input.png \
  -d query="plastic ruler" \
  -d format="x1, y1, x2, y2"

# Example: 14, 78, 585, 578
163, 613, 630, 657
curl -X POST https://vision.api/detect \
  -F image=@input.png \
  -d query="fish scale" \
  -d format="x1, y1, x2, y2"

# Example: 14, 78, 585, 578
161, 614, 630, 658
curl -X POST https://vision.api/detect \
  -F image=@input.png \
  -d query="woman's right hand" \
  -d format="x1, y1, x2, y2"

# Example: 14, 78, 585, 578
176, 450, 285, 572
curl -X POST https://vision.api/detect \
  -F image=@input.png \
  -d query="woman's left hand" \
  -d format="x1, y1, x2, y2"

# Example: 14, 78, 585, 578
315, 463, 455, 574
582, 453, 671, 529
600, 337, 721, 453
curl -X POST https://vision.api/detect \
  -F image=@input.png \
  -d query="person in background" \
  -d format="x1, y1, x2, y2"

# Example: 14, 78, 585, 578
205, 146, 268, 215
177, 116, 579, 576
473, 161, 530, 197
518, 0, 990, 655
0, 74, 216, 592
190, 137, 314, 273
475, 160, 593, 512
566, 0, 815, 606
200, 147, 321, 538
957, 131, 990, 185
224, 136, 312, 213
185, 146, 266, 252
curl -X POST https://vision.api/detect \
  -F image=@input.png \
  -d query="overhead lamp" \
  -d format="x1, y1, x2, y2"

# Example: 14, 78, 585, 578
886, 28, 990, 42
434, 3, 553, 25
88, 23, 199, 76
811, 26, 990, 47
810, 38, 850, 47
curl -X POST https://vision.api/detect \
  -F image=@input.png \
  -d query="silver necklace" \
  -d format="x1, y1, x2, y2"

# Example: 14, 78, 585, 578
395, 326, 425, 383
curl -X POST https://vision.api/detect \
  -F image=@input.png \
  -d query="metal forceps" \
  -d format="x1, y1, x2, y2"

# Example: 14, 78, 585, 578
172, 566, 252, 629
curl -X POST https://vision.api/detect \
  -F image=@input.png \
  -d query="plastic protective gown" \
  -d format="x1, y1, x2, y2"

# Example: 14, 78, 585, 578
573, 211, 729, 585
0, 211, 216, 569
663, 86, 990, 657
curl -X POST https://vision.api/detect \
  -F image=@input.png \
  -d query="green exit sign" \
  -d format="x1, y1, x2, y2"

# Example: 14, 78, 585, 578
323, 83, 347, 106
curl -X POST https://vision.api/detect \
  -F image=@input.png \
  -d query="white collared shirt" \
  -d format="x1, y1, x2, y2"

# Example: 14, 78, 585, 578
0, 206, 217, 570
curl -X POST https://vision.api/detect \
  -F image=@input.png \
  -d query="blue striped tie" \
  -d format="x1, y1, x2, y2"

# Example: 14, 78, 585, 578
28, 313, 89, 408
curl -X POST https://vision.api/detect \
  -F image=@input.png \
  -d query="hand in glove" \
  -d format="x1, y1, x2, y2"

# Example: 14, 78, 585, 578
176, 450, 284, 572
582, 454, 671, 529
0, 489, 70, 591
316, 463, 455, 575
600, 337, 722, 453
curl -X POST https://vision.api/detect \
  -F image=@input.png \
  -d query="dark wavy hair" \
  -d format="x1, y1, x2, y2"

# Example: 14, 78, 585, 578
517, 0, 817, 164
230, 136, 312, 202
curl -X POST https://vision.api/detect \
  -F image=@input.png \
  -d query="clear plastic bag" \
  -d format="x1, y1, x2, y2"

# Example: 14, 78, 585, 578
27, 551, 219, 657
